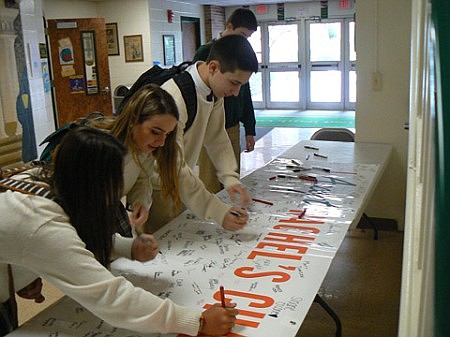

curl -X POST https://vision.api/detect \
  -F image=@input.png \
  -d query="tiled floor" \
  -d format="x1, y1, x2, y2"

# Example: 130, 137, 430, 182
16, 119, 402, 337
296, 229, 402, 337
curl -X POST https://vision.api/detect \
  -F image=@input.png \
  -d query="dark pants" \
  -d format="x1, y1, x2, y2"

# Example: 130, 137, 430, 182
0, 298, 17, 336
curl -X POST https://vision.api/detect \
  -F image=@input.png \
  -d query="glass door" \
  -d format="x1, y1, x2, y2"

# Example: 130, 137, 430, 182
248, 18, 355, 111
266, 23, 302, 109
307, 19, 355, 110
249, 23, 303, 109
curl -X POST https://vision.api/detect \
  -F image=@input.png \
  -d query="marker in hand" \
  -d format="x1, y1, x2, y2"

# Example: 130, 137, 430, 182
220, 286, 226, 307
231, 210, 244, 218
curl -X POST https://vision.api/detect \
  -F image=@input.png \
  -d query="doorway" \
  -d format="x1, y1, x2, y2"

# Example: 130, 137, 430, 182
248, 18, 356, 111
47, 18, 113, 127
181, 16, 200, 62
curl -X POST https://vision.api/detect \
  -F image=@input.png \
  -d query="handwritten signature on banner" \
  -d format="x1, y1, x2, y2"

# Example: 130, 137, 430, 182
195, 212, 325, 337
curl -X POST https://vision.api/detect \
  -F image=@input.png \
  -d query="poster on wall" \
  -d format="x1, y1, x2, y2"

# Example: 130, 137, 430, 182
58, 37, 74, 64
39, 43, 48, 59
124, 35, 143, 62
41, 61, 51, 92
70, 75, 85, 94
163, 34, 175, 65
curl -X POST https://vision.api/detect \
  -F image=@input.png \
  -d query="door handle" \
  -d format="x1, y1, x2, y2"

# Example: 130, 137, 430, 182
101, 86, 111, 94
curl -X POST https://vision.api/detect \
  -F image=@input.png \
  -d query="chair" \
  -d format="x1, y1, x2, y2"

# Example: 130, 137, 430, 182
310, 128, 378, 240
310, 127, 355, 142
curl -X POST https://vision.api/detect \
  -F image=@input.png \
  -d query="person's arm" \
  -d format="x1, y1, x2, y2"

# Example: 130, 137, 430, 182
240, 83, 256, 138
25, 216, 201, 335
178, 163, 232, 225
240, 83, 256, 152
202, 99, 240, 188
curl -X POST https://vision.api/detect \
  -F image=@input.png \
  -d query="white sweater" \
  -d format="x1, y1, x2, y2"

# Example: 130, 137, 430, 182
157, 62, 241, 224
0, 190, 201, 335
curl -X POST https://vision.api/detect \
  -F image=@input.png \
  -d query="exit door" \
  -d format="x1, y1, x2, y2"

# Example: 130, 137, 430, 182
47, 18, 112, 127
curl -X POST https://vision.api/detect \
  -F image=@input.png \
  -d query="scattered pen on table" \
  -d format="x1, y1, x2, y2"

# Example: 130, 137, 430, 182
269, 176, 277, 180
252, 198, 274, 206
277, 174, 317, 183
313, 152, 328, 159
220, 286, 226, 308
291, 159, 303, 166
286, 165, 309, 171
277, 174, 297, 179
305, 154, 310, 160
304, 145, 319, 150
299, 175, 318, 183
312, 166, 331, 173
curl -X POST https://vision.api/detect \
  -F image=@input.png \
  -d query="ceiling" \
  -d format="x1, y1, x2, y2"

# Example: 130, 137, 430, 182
171, 0, 309, 6
86, 0, 311, 6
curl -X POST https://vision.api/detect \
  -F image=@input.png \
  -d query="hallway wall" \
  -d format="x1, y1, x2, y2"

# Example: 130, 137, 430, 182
354, 0, 410, 229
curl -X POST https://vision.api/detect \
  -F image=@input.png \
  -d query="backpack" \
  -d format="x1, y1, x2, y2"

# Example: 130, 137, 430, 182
116, 61, 197, 132
38, 111, 104, 164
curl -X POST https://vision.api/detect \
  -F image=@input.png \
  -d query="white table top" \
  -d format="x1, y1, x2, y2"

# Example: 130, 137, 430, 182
8, 138, 392, 337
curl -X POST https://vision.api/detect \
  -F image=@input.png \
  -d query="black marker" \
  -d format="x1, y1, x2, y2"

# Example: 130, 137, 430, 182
312, 166, 331, 173
304, 145, 319, 150
230, 210, 244, 217
313, 153, 328, 159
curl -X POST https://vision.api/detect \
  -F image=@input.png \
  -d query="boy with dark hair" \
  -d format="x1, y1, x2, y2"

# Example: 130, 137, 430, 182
226, 7, 258, 32
193, 8, 258, 193
145, 34, 259, 233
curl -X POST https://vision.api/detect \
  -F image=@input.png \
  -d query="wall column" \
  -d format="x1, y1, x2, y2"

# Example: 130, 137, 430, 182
0, 5, 20, 138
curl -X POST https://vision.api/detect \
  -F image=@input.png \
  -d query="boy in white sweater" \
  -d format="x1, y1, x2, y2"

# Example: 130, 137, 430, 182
146, 35, 259, 233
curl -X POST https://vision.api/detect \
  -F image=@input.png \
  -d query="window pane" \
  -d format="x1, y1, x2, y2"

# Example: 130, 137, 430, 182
310, 22, 341, 62
268, 24, 298, 63
349, 21, 356, 61
270, 72, 299, 102
349, 70, 356, 102
250, 72, 262, 102
310, 71, 341, 102
248, 26, 262, 63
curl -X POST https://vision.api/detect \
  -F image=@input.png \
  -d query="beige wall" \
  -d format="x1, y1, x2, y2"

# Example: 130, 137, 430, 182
355, 0, 411, 229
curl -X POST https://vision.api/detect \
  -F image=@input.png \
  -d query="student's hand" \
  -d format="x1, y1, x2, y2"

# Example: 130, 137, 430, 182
199, 303, 238, 336
226, 184, 251, 208
222, 207, 249, 231
245, 135, 255, 152
129, 202, 149, 229
16, 278, 45, 303
131, 234, 159, 262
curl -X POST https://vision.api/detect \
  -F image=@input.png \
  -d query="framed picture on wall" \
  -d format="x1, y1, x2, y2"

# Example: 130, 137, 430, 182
163, 34, 176, 66
106, 22, 119, 56
124, 35, 143, 62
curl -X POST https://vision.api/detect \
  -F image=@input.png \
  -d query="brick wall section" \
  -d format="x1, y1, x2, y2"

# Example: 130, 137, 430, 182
203, 5, 225, 42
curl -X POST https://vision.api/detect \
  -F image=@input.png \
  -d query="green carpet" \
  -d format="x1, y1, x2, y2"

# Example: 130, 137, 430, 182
255, 115, 355, 128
